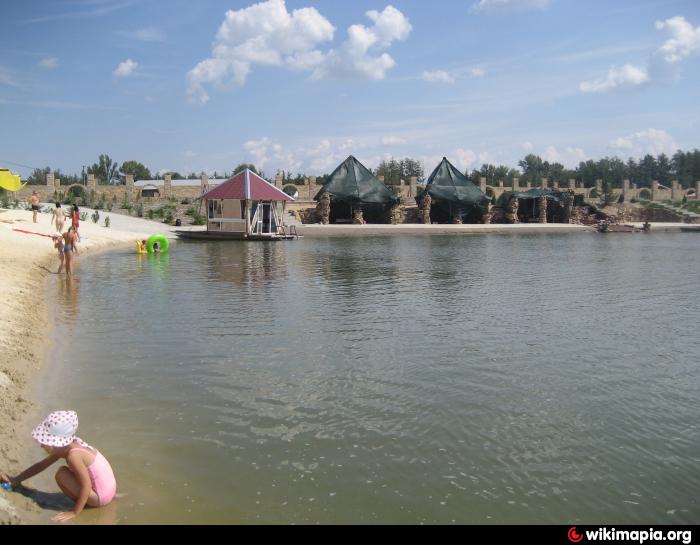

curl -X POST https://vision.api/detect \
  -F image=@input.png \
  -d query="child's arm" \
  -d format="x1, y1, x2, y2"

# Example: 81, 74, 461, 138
1, 453, 61, 486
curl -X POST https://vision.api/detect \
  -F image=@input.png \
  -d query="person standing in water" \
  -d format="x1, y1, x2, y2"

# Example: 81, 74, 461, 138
52, 232, 65, 274
63, 227, 78, 276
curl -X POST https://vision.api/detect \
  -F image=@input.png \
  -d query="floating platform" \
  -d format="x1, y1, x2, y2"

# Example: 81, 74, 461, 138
175, 230, 301, 241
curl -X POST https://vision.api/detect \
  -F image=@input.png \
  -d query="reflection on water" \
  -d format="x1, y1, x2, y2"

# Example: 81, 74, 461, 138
38, 234, 700, 524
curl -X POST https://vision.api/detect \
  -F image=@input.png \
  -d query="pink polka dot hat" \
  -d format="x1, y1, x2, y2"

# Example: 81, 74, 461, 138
32, 410, 80, 447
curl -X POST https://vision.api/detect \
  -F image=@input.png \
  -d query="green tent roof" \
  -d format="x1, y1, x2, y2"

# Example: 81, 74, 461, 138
425, 157, 489, 210
315, 156, 399, 206
497, 188, 570, 206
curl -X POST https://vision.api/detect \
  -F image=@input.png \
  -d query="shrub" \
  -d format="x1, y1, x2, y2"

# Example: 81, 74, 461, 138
164, 212, 174, 224
104, 216, 110, 228
80, 212, 88, 221
181, 198, 191, 205
107, 202, 113, 212
136, 204, 144, 217
91, 210, 100, 223
147, 209, 155, 220
190, 211, 205, 225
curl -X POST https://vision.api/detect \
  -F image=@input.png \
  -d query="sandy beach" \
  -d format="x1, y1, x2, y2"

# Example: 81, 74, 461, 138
0, 207, 176, 523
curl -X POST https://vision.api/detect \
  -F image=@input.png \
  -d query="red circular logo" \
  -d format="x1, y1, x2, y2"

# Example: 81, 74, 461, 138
568, 527, 584, 543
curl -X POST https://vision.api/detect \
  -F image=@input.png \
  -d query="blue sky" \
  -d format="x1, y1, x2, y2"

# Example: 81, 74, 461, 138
1, 0, 699, 179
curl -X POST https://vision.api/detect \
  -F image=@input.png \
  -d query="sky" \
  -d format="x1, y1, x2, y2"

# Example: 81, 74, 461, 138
1, 0, 699, 179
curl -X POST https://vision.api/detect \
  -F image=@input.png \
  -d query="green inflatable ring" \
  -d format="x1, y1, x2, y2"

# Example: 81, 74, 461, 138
146, 234, 169, 254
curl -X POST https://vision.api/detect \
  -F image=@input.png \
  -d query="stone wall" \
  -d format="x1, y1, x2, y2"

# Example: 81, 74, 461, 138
8, 173, 699, 212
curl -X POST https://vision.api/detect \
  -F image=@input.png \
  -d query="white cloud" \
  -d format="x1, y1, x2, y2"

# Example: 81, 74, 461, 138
381, 136, 407, 146
186, 0, 335, 104
579, 64, 649, 93
422, 70, 455, 84
117, 27, 166, 43
39, 57, 59, 69
522, 141, 534, 152
472, 0, 550, 13
543, 145, 587, 167
448, 149, 500, 171
609, 128, 679, 158
187, 2, 411, 102
113, 59, 138, 78
0, 67, 19, 88
471, 67, 485, 77
654, 16, 700, 64
311, 5, 412, 81
581, 16, 699, 94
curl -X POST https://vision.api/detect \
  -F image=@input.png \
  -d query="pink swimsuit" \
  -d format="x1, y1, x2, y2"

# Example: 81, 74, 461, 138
71, 445, 117, 506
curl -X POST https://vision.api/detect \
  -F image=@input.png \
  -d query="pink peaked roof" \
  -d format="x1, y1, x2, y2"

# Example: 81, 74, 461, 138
202, 169, 294, 201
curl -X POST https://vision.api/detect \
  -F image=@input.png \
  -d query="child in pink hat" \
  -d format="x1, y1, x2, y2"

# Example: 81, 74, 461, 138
0, 410, 117, 522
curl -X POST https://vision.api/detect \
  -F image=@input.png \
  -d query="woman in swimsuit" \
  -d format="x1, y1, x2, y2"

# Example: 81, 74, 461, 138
63, 227, 78, 276
71, 204, 81, 242
0, 410, 118, 522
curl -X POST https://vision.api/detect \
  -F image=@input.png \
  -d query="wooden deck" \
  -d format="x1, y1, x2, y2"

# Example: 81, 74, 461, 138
175, 229, 300, 241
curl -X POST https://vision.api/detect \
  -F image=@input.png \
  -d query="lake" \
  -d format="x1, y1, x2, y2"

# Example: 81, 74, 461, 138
35, 232, 700, 524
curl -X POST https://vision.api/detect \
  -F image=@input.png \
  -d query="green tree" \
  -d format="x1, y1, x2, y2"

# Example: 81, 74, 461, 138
518, 154, 545, 185
120, 160, 152, 181
25, 167, 51, 185
233, 163, 259, 175
88, 154, 120, 184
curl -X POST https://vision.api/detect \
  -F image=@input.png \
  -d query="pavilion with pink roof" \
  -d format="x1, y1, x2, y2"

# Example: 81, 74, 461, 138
194, 169, 297, 239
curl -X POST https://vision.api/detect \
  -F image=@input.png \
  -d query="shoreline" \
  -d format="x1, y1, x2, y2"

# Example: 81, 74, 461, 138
0, 208, 176, 524
297, 223, 595, 236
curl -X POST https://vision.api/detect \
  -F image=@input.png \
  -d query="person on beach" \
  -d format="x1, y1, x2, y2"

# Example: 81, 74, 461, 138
29, 191, 40, 223
52, 232, 65, 274
52, 202, 66, 233
0, 410, 117, 523
71, 204, 81, 242
63, 227, 78, 276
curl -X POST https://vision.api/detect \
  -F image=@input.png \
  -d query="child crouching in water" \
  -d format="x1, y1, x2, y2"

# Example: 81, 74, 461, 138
0, 410, 117, 522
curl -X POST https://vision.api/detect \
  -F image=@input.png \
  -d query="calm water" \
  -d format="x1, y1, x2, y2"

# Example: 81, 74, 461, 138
35, 233, 700, 524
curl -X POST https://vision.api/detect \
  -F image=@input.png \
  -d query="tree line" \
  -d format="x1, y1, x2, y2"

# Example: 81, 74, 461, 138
479, 150, 700, 189
21, 150, 700, 189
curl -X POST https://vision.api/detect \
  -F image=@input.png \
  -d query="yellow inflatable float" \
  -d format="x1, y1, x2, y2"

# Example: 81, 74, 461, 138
0, 168, 25, 192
